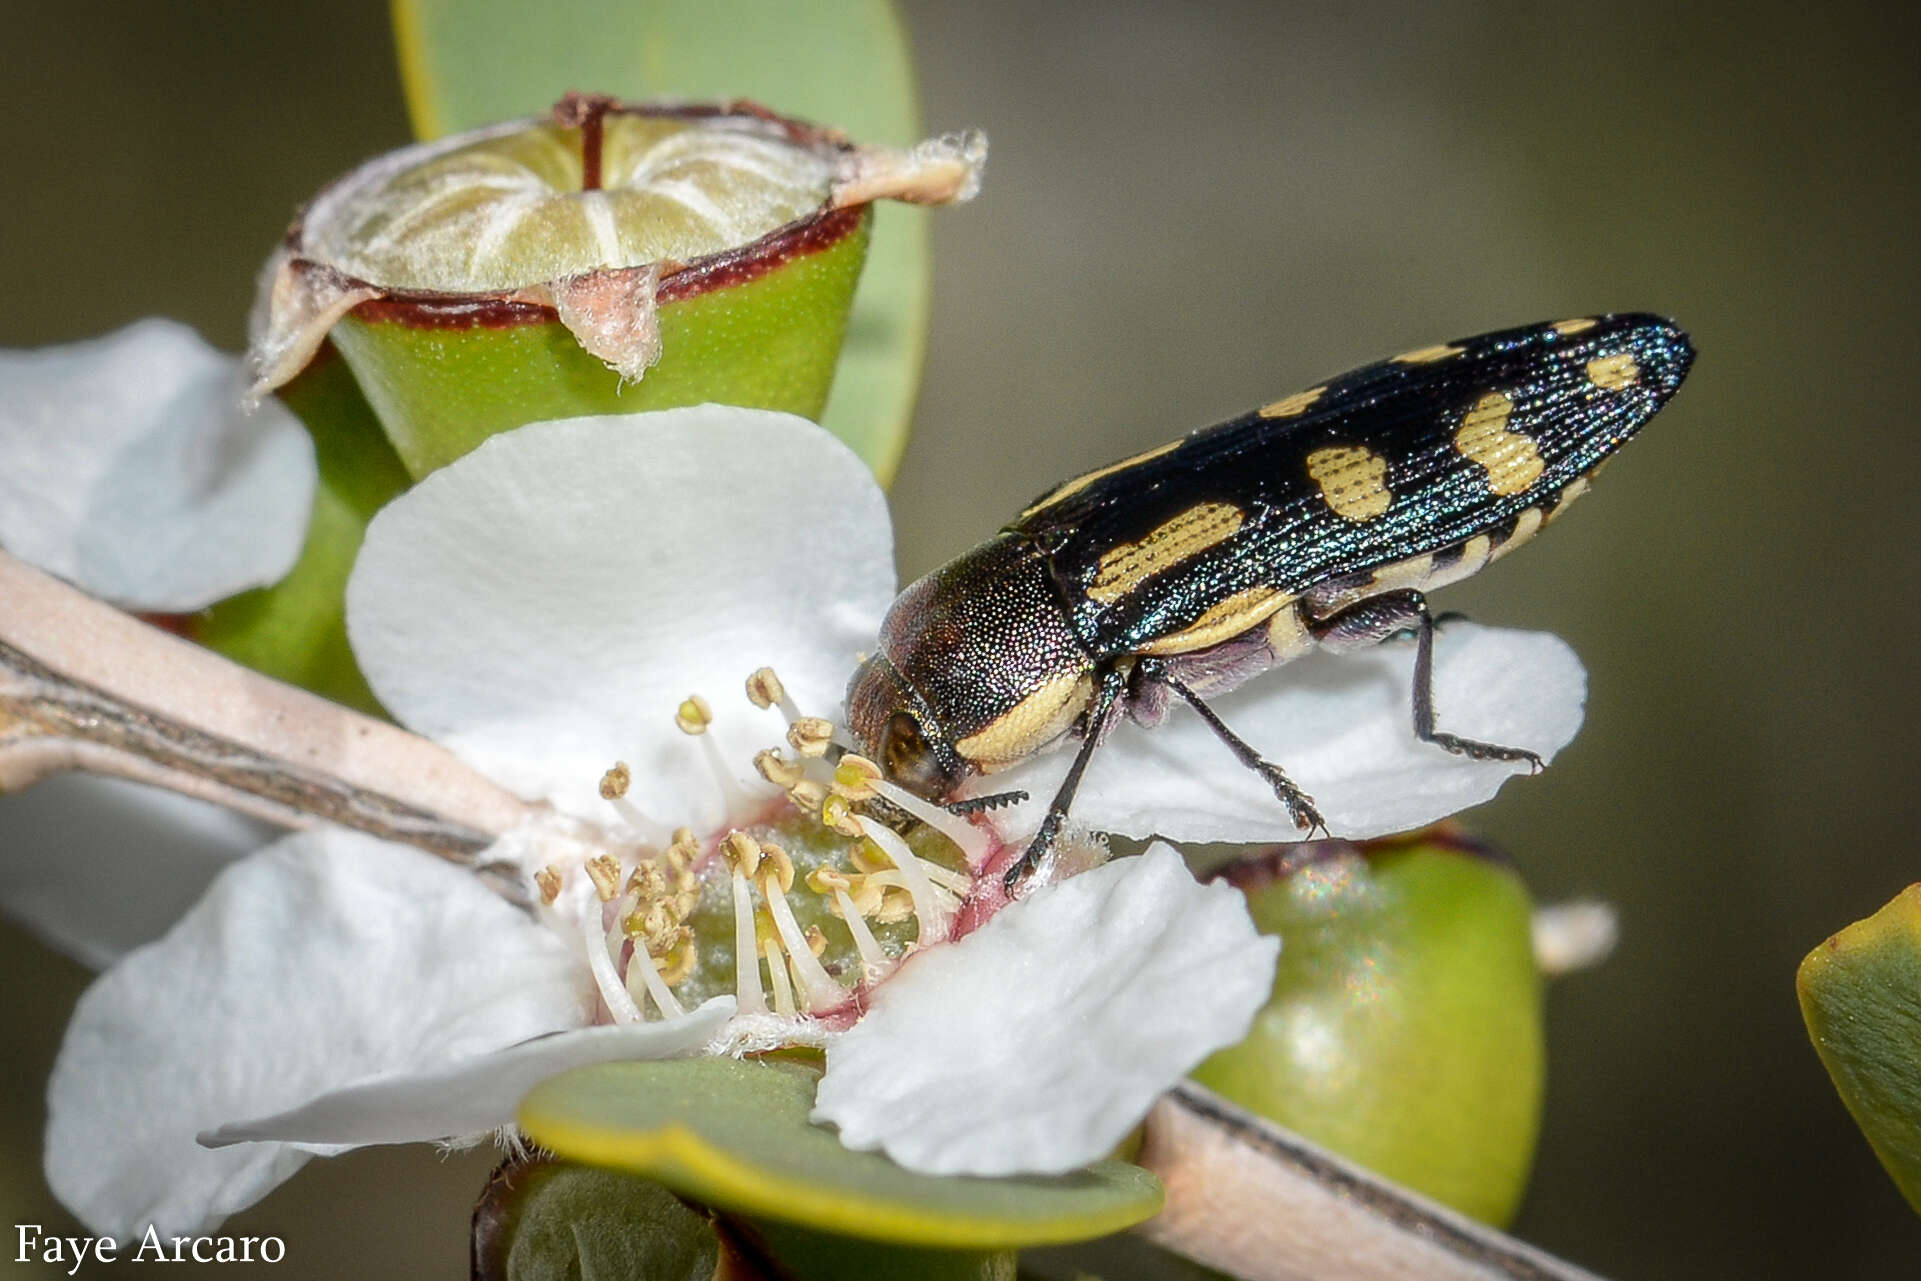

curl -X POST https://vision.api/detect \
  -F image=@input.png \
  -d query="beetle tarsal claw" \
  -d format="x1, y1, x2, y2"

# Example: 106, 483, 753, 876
945, 789, 1029, 815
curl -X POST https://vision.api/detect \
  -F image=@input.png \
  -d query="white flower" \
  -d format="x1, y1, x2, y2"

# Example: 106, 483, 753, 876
27, 405, 1585, 1238
0, 320, 318, 968
0, 319, 314, 612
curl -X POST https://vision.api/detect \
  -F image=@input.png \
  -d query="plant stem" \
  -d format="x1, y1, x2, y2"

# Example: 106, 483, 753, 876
0, 550, 529, 868
1139, 1083, 1606, 1281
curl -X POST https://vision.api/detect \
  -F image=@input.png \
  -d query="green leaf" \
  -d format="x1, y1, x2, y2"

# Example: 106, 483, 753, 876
1799, 884, 1921, 1215
391, 0, 928, 482
472, 1156, 720, 1281
1190, 834, 1544, 1227
731, 1217, 1014, 1281
517, 1056, 1163, 1249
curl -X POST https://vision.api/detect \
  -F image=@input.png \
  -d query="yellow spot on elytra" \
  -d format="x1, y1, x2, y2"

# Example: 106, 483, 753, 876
1367, 554, 1436, 595
1260, 386, 1326, 419
1459, 533, 1494, 572
1267, 603, 1314, 661
1552, 318, 1598, 336
1489, 507, 1545, 563
1394, 343, 1464, 364
1087, 502, 1245, 603
1306, 445, 1393, 521
1138, 585, 1294, 656
1587, 352, 1640, 391
1422, 537, 1492, 594
1453, 392, 1544, 496
1546, 475, 1591, 522
954, 670, 1092, 769
1023, 439, 1184, 515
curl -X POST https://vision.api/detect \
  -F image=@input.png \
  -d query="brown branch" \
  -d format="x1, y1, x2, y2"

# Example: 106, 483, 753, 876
1139, 1082, 1606, 1281
0, 550, 531, 864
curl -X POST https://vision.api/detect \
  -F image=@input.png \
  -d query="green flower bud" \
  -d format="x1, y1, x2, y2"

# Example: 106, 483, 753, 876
249, 94, 984, 479
1192, 830, 1545, 1226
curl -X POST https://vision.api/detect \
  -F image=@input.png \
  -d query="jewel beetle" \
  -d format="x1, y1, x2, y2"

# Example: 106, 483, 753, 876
845, 314, 1693, 885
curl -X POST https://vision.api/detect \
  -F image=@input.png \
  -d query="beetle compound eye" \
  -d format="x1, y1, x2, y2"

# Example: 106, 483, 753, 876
882, 711, 947, 797
884, 711, 924, 770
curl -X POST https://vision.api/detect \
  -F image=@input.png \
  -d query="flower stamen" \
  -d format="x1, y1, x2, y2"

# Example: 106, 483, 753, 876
675, 695, 713, 735
584, 853, 622, 902
837, 814, 955, 947
721, 831, 767, 1015
837, 753, 990, 867
624, 925, 685, 1019
745, 666, 799, 720
580, 899, 644, 1024
809, 866, 893, 982
754, 746, 805, 789
757, 912, 797, 1017
787, 716, 836, 758
756, 840, 845, 1010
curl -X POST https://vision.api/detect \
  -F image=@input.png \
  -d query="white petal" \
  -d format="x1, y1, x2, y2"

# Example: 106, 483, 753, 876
202, 997, 734, 1148
0, 775, 270, 970
45, 828, 589, 1237
973, 623, 1584, 845
347, 407, 896, 827
812, 844, 1278, 1175
0, 319, 315, 610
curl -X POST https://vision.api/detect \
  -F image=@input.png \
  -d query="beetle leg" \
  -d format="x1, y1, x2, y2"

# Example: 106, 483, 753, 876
947, 790, 1029, 816
1142, 658, 1328, 835
1003, 664, 1128, 891
1308, 589, 1543, 770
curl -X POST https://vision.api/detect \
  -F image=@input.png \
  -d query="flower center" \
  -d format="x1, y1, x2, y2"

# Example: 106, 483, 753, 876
522, 666, 1002, 1032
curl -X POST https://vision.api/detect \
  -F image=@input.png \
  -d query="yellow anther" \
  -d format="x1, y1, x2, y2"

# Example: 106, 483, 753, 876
759, 841, 796, 895
754, 747, 804, 788
655, 929, 696, 986
808, 866, 854, 895
874, 887, 916, 924
805, 924, 828, 958
848, 879, 886, 917
534, 865, 563, 905
821, 793, 861, 837
626, 860, 667, 901
638, 900, 679, 950
787, 779, 829, 814
786, 716, 835, 758
833, 754, 883, 797
598, 761, 632, 800
745, 666, 786, 710
721, 830, 763, 877
675, 695, 714, 735
584, 854, 622, 902
754, 908, 782, 954
675, 887, 702, 920
664, 829, 700, 873
854, 836, 896, 872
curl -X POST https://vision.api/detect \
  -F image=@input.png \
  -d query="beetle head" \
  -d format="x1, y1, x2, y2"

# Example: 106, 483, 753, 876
845, 652, 970, 799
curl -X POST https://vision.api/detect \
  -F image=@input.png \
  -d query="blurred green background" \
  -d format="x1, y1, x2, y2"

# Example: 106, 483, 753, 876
4, 1, 1919, 1276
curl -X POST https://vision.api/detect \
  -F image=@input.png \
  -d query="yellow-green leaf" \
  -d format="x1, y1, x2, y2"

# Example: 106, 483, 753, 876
518, 1056, 1162, 1249
1799, 884, 1921, 1215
